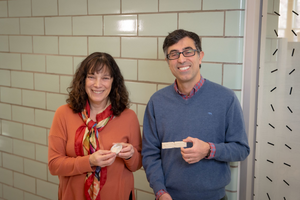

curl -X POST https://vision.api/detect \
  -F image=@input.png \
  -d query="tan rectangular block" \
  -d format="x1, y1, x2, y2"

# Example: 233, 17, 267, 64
22, 54, 46, 72
0, 135, 13, 153
48, 170, 59, 184
115, 59, 137, 80
35, 73, 59, 92
25, 192, 48, 200
45, 17, 72, 35
24, 159, 47, 180
0, 70, 10, 86
0, 18, 19, 34
73, 16, 102, 35
11, 71, 34, 89
0, 1, 8, 17
122, 0, 158, 13
137, 104, 146, 126
0, 103, 11, 120
159, 0, 201, 11
20, 18, 44, 35
0, 53, 21, 70
121, 37, 157, 59
22, 90, 46, 109
35, 109, 55, 128
125, 81, 156, 104
0, 87, 22, 105
133, 169, 152, 192
3, 153, 23, 173
32, 0, 58, 16
59, 37, 88, 56
24, 124, 47, 145
60, 75, 73, 94
37, 179, 58, 200
89, 37, 120, 57
46, 55, 73, 75
0, 36, 9, 51
13, 139, 35, 159
88, 0, 120, 14
2, 120, 23, 139
59, 0, 87, 15
104, 15, 137, 36
8, 0, 31, 17
0, 167, 13, 185
33, 36, 58, 54
12, 105, 35, 124
36, 144, 48, 163
46, 93, 68, 111
3, 185, 23, 199
14, 172, 36, 193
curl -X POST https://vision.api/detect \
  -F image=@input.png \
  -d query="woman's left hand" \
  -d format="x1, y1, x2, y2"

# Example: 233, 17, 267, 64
116, 143, 134, 160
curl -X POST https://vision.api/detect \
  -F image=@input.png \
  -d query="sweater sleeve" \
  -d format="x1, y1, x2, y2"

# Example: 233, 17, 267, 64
48, 106, 93, 176
123, 110, 142, 172
213, 95, 250, 162
142, 100, 167, 195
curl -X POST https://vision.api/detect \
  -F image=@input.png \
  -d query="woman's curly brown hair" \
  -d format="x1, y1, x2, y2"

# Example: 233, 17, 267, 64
66, 52, 129, 116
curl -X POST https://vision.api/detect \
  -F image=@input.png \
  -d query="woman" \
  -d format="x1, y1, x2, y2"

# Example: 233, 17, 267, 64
48, 52, 142, 200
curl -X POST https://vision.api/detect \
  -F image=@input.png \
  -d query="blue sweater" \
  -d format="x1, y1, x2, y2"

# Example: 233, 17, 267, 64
142, 79, 250, 200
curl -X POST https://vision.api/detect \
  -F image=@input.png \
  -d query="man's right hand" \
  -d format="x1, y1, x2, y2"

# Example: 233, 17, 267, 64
159, 193, 172, 200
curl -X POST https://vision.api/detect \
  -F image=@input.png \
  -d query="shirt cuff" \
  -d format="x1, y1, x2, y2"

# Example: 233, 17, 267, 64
206, 142, 216, 159
155, 189, 168, 200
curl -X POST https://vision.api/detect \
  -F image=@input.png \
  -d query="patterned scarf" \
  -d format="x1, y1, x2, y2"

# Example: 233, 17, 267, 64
74, 100, 114, 200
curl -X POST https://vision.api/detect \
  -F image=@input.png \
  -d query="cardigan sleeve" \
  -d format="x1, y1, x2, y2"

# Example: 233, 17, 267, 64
123, 110, 142, 172
48, 105, 93, 176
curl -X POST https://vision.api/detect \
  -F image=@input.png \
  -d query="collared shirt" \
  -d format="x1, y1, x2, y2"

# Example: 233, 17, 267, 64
155, 76, 216, 200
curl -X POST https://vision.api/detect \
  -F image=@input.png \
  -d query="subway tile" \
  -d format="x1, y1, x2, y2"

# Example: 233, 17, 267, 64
223, 64, 243, 89
12, 105, 35, 124
59, 0, 87, 15
20, 18, 44, 35
0, 87, 22, 105
133, 169, 152, 192
225, 11, 245, 36
0, 153, 2, 166
136, 190, 155, 200
3, 153, 23, 173
46, 93, 68, 111
158, 37, 165, 59
0, 18, 19, 34
32, 0, 58, 16
24, 159, 47, 180
48, 170, 59, 184
2, 120, 23, 139
3, 185, 23, 200
88, 0, 120, 14
59, 37, 88, 56
159, 0, 201, 12
225, 166, 238, 191
14, 172, 36, 193
139, 13, 177, 36
37, 179, 58, 200
122, 0, 158, 13
33, 36, 59, 54
121, 37, 157, 59
0, 1, 8, 17
24, 125, 47, 145
22, 90, 46, 109
8, 0, 31, 17
11, 71, 34, 89
46, 55, 73, 75
138, 60, 174, 83
45, 17, 72, 35
60, 76, 73, 94
22, 54, 46, 72
115, 59, 138, 80
0, 103, 11, 120
35, 109, 55, 128
0, 182, 2, 197
73, 16, 102, 35
34, 73, 59, 92
0, 36, 9, 51
0, 53, 21, 70
0, 167, 13, 185
201, 63, 222, 85
0, 70, 10, 86
202, 38, 244, 63
25, 192, 47, 200
203, 0, 245, 10
125, 81, 156, 104
179, 12, 224, 36
89, 37, 120, 57
13, 139, 35, 159
74, 56, 85, 73
35, 144, 48, 163
137, 104, 146, 126
9, 36, 32, 53
0, 136, 13, 153
104, 15, 137, 36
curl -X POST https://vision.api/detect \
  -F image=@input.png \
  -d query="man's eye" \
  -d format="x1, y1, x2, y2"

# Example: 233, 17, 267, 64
170, 52, 179, 56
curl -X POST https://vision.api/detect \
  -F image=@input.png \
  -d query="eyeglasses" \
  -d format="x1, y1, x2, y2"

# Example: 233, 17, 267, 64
166, 49, 199, 60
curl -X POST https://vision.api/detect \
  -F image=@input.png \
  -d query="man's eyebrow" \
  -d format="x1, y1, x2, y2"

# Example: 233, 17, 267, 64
169, 47, 193, 53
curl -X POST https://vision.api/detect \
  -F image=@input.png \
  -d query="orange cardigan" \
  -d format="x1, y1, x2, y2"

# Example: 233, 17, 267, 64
48, 104, 142, 200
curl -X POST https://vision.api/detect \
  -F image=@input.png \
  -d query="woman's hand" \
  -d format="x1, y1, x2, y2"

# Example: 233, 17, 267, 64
116, 143, 134, 160
89, 150, 116, 167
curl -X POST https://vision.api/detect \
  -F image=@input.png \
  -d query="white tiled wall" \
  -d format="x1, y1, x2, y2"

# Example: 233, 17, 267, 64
0, 0, 246, 199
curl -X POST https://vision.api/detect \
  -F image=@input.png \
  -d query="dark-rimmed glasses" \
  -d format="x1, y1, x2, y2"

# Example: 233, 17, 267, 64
166, 49, 199, 60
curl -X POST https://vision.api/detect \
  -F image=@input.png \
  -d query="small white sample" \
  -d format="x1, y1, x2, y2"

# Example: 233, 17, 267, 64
111, 143, 122, 154
162, 141, 187, 149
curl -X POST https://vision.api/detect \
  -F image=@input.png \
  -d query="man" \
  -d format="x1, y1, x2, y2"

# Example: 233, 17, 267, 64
142, 29, 250, 200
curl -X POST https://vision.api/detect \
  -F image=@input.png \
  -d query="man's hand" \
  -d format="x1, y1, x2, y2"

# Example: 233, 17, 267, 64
181, 136, 210, 164
159, 193, 173, 200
